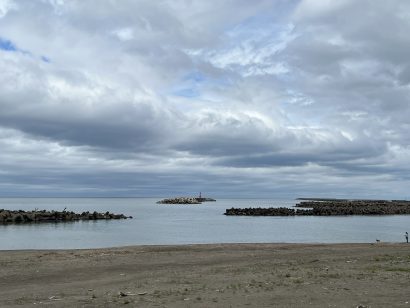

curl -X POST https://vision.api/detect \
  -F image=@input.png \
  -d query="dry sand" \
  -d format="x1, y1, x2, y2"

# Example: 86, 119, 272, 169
0, 243, 409, 307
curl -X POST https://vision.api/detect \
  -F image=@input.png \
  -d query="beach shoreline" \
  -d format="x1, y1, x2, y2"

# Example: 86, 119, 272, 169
1, 242, 409, 307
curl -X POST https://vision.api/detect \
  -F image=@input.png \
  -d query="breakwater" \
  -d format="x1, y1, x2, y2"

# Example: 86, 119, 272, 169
0, 209, 132, 224
225, 207, 296, 216
157, 197, 216, 204
225, 200, 410, 216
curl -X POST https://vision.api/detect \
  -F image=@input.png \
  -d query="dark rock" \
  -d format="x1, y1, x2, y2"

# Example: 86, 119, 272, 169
157, 197, 201, 204
225, 207, 296, 216
157, 196, 216, 204
0, 209, 132, 224
294, 200, 410, 215
13, 214, 23, 223
225, 199, 410, 216
196, 197, 216, 202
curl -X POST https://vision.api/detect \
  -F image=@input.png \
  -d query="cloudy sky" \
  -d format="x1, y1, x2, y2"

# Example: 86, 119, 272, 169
0, 0, 409, 198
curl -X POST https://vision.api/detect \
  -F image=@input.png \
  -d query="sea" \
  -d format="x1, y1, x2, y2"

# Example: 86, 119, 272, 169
1, 198, 409, 250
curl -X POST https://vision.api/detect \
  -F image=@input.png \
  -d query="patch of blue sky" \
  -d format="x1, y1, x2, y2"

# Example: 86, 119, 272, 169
183, 71, 206, 83
171, 70, 205, 98
225, 1, 298, 38
0, 37, 17, 51
171, 70, 233, 98
172, 87, 200, 98
227, 20, 294, 46
0, 37, 50, 62
184, 70, 233, 87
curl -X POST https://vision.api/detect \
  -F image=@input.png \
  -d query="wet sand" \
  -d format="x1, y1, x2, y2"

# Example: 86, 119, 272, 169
0, 243, 409, 307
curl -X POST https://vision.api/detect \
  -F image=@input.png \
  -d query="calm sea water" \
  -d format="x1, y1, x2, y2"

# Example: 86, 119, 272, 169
0, 198, 409, 250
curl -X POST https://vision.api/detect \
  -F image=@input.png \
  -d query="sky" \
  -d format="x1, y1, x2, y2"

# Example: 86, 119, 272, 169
0, 0, 410, 198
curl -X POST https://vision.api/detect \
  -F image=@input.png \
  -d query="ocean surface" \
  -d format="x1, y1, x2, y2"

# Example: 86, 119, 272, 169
1, 198, 409, 250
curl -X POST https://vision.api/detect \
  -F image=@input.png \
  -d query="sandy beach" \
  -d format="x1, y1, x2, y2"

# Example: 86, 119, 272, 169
0, 243, 409, 307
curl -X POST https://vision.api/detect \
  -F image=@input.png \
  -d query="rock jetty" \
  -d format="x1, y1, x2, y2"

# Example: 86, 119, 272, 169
0, 209, 132, 224
225, 199, 410, 216
196, 197, 217, 202
295, 200, 410, 215
225, 207, 296, 216
157, 197, 201, 204
157, 197, 216, 204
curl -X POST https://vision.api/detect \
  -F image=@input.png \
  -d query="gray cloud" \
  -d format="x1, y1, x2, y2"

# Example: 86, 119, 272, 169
0, 0, 409, 198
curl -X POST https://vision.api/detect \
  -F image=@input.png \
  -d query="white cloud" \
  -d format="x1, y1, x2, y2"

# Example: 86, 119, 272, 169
112, 27, 134, 41
186, 23, 297, 77
0, 0, 409, 197
293, 0, 352, 21
0, 0, 16, 18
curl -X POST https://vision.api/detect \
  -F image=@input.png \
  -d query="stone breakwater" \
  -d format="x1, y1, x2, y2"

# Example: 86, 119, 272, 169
225, 200, 410, 216
196, 197, 217, 202
157, 197, 216, 204
0, 209, 132, 224
225, 207, 296, 216
295, 200, 410, 215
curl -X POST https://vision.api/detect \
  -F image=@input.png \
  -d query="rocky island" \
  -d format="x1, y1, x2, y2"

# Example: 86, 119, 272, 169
157, 195, 216, 204
225, 199, 410, 216
0, 209, 132, 224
